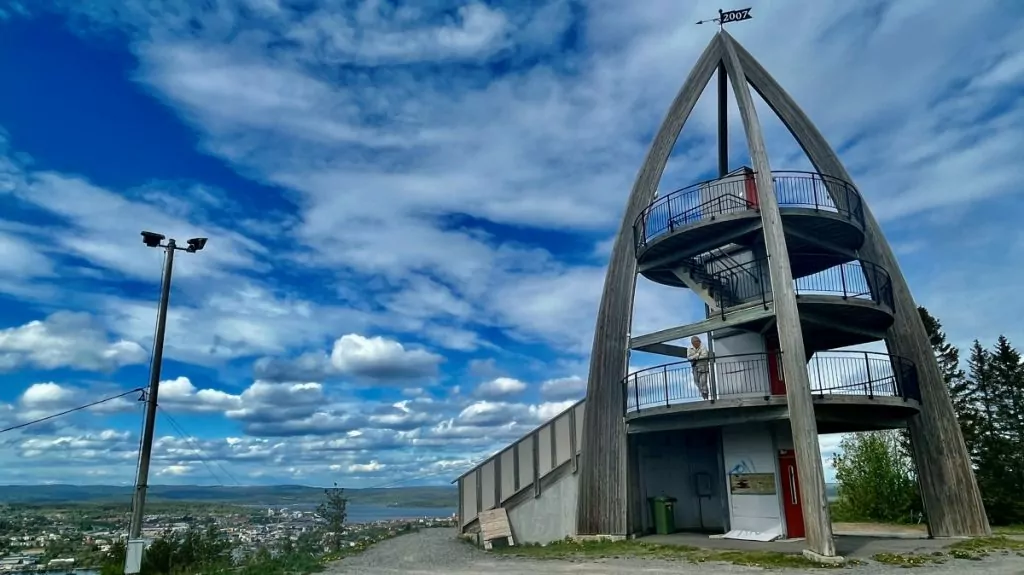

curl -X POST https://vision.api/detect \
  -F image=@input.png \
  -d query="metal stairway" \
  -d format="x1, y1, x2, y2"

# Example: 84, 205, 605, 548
672, 255, 736, 309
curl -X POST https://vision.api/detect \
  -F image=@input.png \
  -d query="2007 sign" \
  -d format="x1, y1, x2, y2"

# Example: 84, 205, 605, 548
720, 8, 753, 23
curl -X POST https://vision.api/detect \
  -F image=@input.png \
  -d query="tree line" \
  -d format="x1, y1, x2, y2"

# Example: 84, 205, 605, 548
831, 307, 1024, 526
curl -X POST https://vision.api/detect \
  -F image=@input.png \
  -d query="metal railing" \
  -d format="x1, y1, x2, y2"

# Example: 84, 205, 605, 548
807, 351, 920, 401
792, 256, 894, 311
689, 254, 894, 316
633, 171, 865, 252
624, 351, 920, 414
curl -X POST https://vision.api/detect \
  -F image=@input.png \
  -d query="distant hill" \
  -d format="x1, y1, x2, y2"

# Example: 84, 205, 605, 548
0, 482, 837, 507
0, 484, 457, 508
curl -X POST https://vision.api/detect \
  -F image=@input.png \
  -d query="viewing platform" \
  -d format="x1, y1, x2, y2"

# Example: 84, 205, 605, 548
623, 350, 921, 434
634, 171, 865, 270
630, 254, 896, 353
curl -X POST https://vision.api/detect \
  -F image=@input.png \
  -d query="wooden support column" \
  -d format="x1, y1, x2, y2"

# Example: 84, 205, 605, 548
575, 34, 724, 536
729, 38, 990, 537
720, 33, 836, 557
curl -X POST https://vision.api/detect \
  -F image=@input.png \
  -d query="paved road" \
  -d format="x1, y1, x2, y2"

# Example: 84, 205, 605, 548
325, 528, 1024, 575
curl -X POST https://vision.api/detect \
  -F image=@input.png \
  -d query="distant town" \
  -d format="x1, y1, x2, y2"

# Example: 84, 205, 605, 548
0, 499, 456, 573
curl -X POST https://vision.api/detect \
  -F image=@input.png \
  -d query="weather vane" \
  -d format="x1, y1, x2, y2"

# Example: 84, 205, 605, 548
696, 7, 753, 29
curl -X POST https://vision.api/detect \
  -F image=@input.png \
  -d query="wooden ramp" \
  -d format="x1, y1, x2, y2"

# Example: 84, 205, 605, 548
478, 508, 514, 550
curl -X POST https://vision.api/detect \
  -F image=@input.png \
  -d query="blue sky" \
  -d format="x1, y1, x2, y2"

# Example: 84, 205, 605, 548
0, 0, 1022, 488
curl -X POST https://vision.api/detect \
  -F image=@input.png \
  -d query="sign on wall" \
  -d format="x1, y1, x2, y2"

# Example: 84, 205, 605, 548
729, 473, 777, 495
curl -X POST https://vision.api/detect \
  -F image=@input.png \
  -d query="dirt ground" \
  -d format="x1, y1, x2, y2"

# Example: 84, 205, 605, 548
325, 528, 1024, 575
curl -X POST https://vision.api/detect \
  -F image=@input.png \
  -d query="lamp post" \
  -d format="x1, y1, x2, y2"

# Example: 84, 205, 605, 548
125, 232, 207, 575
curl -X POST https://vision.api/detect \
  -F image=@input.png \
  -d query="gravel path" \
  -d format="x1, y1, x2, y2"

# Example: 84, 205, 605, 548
325, 528, 1024, 575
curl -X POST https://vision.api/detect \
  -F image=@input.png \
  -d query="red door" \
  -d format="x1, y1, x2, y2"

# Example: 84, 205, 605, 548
778, 450, 805, 539
744, 170, 759, 207
766, 330, 785, 395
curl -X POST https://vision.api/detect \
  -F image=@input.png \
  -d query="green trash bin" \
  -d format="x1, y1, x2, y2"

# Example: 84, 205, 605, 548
648, 495, 677, 534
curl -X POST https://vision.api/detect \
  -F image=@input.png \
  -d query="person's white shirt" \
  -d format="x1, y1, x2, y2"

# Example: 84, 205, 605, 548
688, 345, 710, 363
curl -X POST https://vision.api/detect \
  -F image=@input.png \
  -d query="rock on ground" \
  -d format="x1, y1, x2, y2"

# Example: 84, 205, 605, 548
324, 528, 1024, 575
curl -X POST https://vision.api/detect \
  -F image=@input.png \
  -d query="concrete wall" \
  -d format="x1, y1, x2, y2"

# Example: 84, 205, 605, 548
713, 331, 769, 397
721, 423, 783, 534
507, 470, 579, 544
636, 428, 727, 533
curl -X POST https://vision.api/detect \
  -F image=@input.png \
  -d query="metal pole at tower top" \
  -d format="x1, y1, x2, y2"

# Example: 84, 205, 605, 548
697, 8, 753, 176
718, 62, 729, 177
125, 232, 208, 575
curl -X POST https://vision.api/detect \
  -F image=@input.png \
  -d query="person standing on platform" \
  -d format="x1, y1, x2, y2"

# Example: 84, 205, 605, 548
688, 336, 712, 400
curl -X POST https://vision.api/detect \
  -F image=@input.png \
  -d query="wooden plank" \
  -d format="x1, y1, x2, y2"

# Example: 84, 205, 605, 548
630, 302, 774, 349
478, 508, 514, 550
720, 31, 836, 557
576, 32, 725, 537
733, 37, 990, 537
632, 342, 689, 359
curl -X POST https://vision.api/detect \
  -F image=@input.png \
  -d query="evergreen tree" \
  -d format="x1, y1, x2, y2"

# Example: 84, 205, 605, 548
968, 341, 997, 439
989, 336, 1024, 447
917, 307, 978, 452
982, 336, 1024, 524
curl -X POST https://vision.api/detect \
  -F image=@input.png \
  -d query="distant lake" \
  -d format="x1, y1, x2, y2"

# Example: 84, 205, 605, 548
285, 503, 456, 523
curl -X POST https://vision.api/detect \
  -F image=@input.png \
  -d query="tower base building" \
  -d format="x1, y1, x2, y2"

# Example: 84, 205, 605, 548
452, 31, 989, 556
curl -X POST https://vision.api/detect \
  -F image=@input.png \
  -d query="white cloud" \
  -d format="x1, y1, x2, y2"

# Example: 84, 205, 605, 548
253, 333, 445, 383
539, 375, 587, 400
0, 312, 147, 372
100, 284, 371, 367
330, 334, 444, 380
20, 382, 77, 407
474, 377, 527, 398
158, 464, 194, 476
345, 460, 384, 473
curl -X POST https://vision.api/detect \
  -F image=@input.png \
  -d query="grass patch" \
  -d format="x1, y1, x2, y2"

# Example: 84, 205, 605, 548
492, 539, 850, 568
870, 552, 946, 568
993, 524, 1024, 535
946, 536, 1024, 560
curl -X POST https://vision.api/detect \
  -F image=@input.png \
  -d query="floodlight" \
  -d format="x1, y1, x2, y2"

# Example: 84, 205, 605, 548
186, 237, 208, 253
141, 231, 165, 248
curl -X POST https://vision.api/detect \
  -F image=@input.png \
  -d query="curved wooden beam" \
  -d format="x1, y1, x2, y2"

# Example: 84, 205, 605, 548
575, 34, 724, 536
732, 38, 990, 537
719, 31, 836, 557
